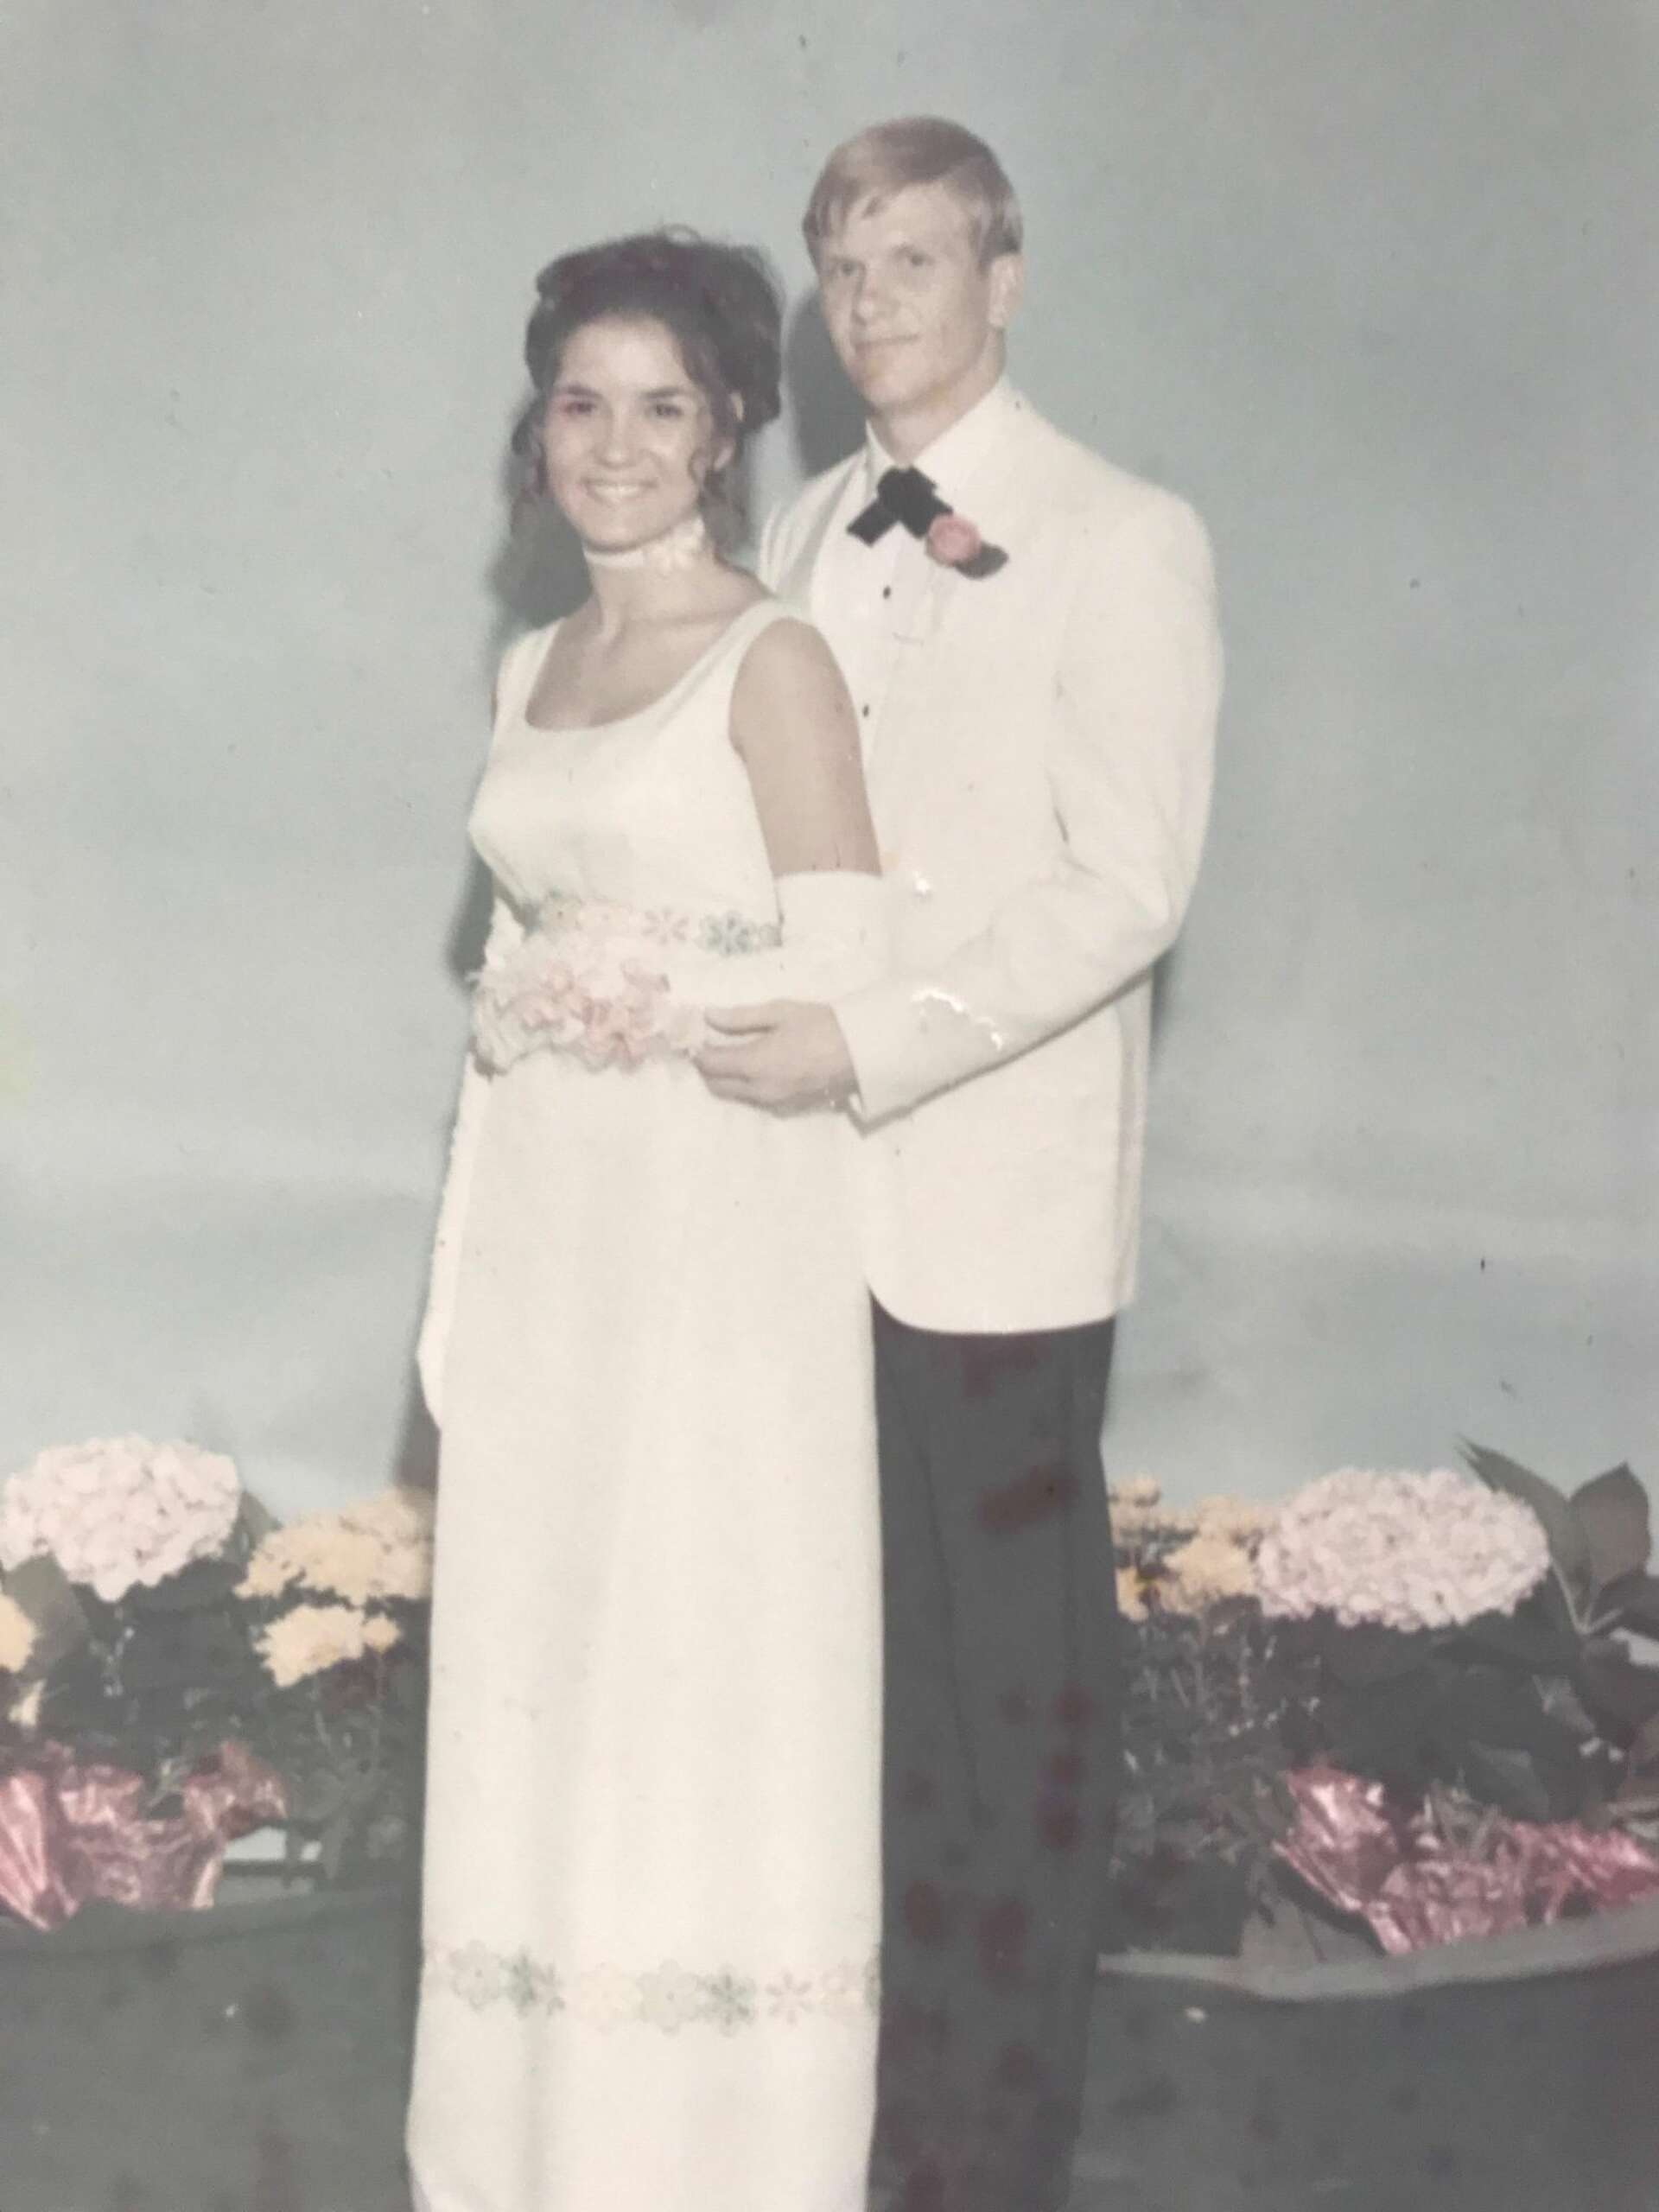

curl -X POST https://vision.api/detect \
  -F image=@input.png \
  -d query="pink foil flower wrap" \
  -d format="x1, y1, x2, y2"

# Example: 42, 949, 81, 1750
1274, 1764, 1659, 1955
0, 1739, 286, 1930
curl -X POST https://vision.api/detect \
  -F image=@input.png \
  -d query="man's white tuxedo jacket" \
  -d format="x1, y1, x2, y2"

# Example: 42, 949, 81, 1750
759, 384, 1223, 1335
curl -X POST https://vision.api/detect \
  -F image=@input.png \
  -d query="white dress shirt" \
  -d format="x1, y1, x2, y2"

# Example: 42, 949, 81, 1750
807, 379, 1018, 786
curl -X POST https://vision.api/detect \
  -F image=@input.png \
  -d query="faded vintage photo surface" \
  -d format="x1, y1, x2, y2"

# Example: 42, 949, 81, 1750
1, 3, 1655, 2209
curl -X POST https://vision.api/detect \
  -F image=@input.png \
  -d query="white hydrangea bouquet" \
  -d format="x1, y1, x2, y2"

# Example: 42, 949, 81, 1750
0, 1435, 244, 1606
1253, 1465, 1551, 1633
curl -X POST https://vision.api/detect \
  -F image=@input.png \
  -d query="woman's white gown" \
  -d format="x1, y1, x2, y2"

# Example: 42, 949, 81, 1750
406, 600, 881, 2212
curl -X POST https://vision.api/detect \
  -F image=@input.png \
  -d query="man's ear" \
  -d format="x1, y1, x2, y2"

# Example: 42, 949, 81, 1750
988, 251, 1025, 334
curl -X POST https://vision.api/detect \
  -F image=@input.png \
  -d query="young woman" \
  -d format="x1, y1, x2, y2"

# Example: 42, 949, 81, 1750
406, 234, 886, 2212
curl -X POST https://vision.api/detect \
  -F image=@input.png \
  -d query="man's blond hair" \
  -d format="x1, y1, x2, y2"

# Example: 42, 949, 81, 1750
802, 117, 1023, 269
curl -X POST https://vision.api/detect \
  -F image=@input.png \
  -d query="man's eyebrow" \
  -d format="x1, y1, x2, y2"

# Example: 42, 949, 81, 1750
835, 233, 938, 255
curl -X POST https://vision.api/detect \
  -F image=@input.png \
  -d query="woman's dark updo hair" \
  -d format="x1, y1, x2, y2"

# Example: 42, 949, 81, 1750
512, 230, 783, 524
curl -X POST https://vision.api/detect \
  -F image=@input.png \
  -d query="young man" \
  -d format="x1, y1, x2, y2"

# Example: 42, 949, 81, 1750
700, 118, 1223, 2212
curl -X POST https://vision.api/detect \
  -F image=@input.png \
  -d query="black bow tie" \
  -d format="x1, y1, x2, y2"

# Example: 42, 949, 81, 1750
847, 465, 952, 546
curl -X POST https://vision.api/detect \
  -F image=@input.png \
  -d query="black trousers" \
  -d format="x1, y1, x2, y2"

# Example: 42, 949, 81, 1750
868, 1300, 1121, 2212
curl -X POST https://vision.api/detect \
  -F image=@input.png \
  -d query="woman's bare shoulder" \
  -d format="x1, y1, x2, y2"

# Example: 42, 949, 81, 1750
728, 607, 855, 770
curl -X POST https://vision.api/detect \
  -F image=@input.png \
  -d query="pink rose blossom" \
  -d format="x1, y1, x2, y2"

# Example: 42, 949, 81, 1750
925, 512, 983, 568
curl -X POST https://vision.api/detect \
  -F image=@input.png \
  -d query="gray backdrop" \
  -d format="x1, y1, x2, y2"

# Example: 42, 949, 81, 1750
3, 0, 1655, 1518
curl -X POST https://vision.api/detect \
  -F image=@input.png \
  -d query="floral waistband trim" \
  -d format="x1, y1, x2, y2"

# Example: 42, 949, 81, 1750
423, 1937, 879, 2033
531, 893, 781, 957
469, 893, 779, 1077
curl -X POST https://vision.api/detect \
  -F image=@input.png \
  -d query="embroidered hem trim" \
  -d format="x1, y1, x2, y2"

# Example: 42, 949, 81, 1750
423, 1938, 880, 2032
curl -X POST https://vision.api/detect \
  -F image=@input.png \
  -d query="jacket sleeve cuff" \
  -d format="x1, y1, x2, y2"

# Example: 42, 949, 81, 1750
835, 974, 968, 1126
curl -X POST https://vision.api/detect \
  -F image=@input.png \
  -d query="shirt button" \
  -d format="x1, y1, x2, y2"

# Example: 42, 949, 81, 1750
861, 704, 870, 718
882, 586, 893, 600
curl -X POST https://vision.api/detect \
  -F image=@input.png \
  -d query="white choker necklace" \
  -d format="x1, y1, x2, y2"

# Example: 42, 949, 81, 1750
585, 512, 709, 575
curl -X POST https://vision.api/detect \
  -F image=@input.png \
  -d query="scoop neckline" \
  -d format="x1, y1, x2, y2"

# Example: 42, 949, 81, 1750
518, 597, 777, 736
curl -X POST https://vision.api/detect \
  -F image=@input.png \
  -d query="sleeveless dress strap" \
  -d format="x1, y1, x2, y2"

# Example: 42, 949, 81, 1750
720, 596, 805, 666
493, 623, 556, 734
699, 598, 811, 726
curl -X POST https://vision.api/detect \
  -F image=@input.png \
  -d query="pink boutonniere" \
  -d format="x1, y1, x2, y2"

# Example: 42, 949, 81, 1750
924, 510, 1008, 580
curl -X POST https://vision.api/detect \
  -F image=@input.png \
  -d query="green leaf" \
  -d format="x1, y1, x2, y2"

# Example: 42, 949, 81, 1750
1534, 1674, 1599, 1741
235, 1490, 279, 1547
1579, 1647, 1659, 1733
1459, 1439, 1592, 1614
317, 1767, 378, 1887
1462, 1741, 1559, 1823
2, 1555, 89, 1672
126, 1557, 245, 1614
1619, 1713, 1659, 1798
1325, 1672, 1439, 1792
1455, 1602, 1577, 1676
1570, 1465, 1651, 1596
1444, 1666, 1583, 1760
1320, 1620, 1431, 1685
1597, 1572, 1659, 1638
